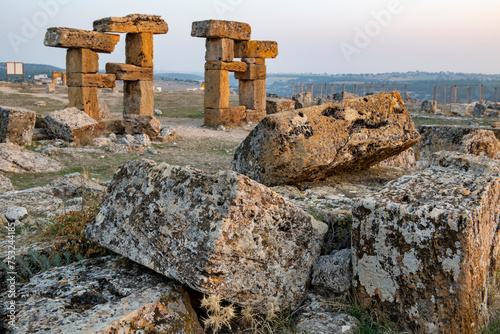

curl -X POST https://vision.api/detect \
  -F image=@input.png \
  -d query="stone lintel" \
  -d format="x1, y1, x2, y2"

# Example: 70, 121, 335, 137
44, 27, 120, 53
191, 20, 251, 41
93, 14, 168, 34
67, 73, 116, 88
106, 63, 154, 81
205, 61, 247, 72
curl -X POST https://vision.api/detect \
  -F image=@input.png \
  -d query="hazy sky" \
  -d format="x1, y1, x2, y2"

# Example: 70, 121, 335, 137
1, 0, 499, 74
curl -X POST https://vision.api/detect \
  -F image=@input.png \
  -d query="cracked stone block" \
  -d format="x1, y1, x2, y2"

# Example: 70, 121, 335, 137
93, 14, 168, 34
205, 38, 234, 62
0, 106, 36, 146
44, 27, 120, 53
191, 20, 251, 41
352, 166, 500, 333
126, 32, 154, 67
66, 48, 99, 73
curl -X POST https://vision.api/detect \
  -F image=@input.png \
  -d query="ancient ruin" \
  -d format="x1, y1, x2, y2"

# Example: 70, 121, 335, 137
51, 71, 66, 86
94, 14, 168, 117
44, 14, 167, 120
191, 20, 278, 126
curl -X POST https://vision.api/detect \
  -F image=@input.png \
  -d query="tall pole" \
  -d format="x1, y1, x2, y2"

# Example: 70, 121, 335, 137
480, 85, 484, 104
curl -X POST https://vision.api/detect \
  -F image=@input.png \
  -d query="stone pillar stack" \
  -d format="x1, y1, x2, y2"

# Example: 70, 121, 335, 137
234, 40, 278, 122
192, 20, 278, 126
44, 28, 120, 120
94, 14, 168, 117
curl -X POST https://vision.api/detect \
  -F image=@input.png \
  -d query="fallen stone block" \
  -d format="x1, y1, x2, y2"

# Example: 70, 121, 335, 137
93, 14, 169, 34
204, 106, 246, 126
157, 125, 177, 143
0, 256, 203, 333
191, 20, 251, 41
86, 160, 327, 312
311, 249, 352, 294
234, 40, 278, 59
352, 166, 500, 332
106, 63, 154, 81
44, 107, 99, 144
0, 143, 62, 174
421, 100, 437, 113
373, 147, 417, 169
66, 48, 99, 73
205, 61, 247, 72
205, 38, 234, 62
431, 151, 500, 174
266, 98, 296, 114
473, 103, 487, 117
44, 27, 120, 53
232, 92, 420, 186
67, 73, 116, 88
460, 129, 500, 159
126, 32, 154, 67
0, 106, 36, 146
123, 80, 154, 116
122, 115, 161, 139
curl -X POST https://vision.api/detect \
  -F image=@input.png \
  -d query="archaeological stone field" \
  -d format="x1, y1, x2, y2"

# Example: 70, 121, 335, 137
0, 13, 500, 334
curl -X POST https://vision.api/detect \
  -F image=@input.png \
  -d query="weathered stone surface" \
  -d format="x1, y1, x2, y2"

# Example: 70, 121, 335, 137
68, 86, 100, 120
460, 129, 500, 159
0, 143, 62, 174
266, 98, 296, 114
293, 91, 312, 108
431, 151, 500, 174
234, 63, 266, 80
4, 205, 28, 222
205, 61, 247, 72
332, 91, 358, 101
473, 103, 487, 117
1, 256, 203, 334
239, 79, 266, 110
0, 172, 13, 194
311, 249, 352, 294
191, 20, 251, 41
122, 115, 161, 139
44, 27, 120, 53
45, 83, 55, 94
205, 38, 234, 61
242, 57, 265, 65
93, 14, 169, 34
204, 106, 246, 126
48, 172, 106, 199
67, 73, 116, 88
352, 167, 500, 333
66, 48, 99, 73
86, 160, 327, 312
204, 70, 229, 109
125, 32, 154, 67
373, 147, 417, 169
232, 92, 421, 186
106, 63, 154, 81
421, 100, 437, 113
157, 125, 177, 143
0, 106, 36, 146
123, 80, 154, 116
234, 40, 278, 59
295, 312, 360, 334
44, 107, 99, 144
245, 109, 266, 123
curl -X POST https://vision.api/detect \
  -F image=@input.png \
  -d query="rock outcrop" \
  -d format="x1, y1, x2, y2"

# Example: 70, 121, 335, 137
232, 92, 420, 186
460, 129, 500, 159
0, 106, 36, 146
311, 249, 352, 294
86, 159, 327, 312
0, 143, 62, 174
352, 162, 500, 332
1, 256, 203, 333
44, 107, 99, 144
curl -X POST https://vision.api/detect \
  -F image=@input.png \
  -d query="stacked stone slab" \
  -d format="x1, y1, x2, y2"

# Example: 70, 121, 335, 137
44, 28, 120, 120
192, 20, 278, 126
94, 14, 168, 117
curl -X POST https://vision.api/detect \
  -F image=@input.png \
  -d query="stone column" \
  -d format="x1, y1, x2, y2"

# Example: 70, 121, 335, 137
234, 40, 278, 123
94, 14, 168, 117
192, 20, 251, 126
44, 27, 120, 120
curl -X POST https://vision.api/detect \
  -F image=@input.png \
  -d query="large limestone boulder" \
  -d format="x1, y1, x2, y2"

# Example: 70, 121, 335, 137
86, 160, 327, 312
460, 129, 500, 159
232, 92, 421, 186
0, 106, 36, 146
0, 143, 62, 174
44, 107, 99, 144
1, 256, 203, 333
352, 164, 500, 332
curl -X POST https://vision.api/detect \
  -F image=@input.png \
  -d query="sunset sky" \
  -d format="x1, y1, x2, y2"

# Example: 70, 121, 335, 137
1, 0, 499, 74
